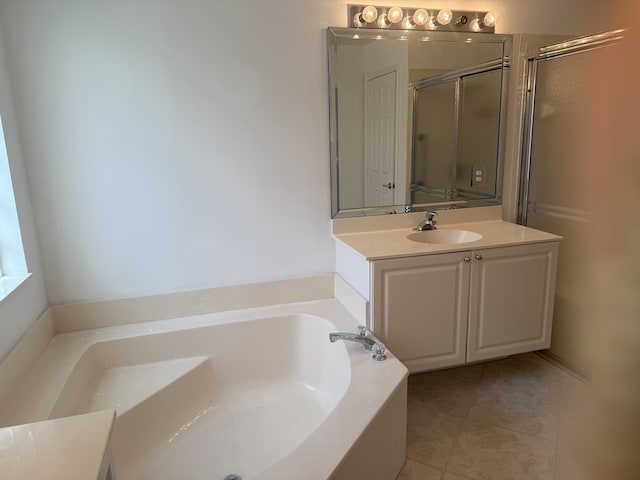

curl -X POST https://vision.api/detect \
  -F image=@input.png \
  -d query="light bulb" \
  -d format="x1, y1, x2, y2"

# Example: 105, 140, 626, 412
401, 16, 413, 29
361, 5, 378, 23
387, 7, 403, 24
353, 13, 366, 27
377, 13, 390, 27
483, 11, 496, 27
470, 18, 481, 32
412, 9, 429, 26
436, 9, 452, 25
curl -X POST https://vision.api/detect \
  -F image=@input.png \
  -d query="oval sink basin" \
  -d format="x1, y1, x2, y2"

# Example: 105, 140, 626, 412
407, 229, 482, 245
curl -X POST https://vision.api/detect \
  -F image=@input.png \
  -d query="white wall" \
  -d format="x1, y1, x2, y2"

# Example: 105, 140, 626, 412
0, 22, 48, 360
0, 0, 606, 310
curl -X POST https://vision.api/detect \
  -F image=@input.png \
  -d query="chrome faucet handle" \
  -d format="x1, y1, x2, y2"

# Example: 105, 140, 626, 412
356, 325, 368, 336
426, 210, 438, 221
372, 342, 387, 361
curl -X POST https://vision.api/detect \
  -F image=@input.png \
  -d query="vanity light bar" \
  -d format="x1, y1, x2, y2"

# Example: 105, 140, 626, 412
349, 5, 496, 33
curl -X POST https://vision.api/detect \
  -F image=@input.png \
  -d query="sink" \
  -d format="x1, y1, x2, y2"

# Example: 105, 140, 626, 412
406, 229, 482, 245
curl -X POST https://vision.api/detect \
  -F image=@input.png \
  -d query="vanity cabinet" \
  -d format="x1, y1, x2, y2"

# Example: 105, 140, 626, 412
370, 242, 558, 373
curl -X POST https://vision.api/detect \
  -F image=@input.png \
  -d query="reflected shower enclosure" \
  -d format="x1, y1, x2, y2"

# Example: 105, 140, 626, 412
411, 65, 503, 204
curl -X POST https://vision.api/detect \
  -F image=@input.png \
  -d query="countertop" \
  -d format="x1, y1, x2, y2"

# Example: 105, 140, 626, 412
0, 410, 115, 480
333, 220, 562, 261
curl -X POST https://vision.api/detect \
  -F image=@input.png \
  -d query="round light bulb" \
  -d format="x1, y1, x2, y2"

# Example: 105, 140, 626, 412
483, 11, 496, 27
469, 18, 481, 32
361, 6, 378, 23
437, 9, 452, 25
412, 9, 429, 26
387, 7, 403, 24
377, 13, 390, 27
353, 12, 366, 27
401, 16, 413, 29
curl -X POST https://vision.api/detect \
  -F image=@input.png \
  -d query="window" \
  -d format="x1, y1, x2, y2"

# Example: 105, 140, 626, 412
0, 115, 29, 300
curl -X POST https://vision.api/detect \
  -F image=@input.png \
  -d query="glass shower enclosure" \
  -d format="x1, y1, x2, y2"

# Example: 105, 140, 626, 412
411, 63, 503, 204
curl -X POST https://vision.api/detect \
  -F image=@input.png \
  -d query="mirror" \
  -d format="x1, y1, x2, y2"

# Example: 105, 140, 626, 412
328, 28, 512, 218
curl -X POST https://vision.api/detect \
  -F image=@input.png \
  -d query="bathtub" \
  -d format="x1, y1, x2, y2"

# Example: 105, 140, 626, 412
0, 299, 408, 480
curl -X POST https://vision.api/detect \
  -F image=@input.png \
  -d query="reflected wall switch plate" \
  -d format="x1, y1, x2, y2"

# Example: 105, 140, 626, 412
472, 165, 486, 187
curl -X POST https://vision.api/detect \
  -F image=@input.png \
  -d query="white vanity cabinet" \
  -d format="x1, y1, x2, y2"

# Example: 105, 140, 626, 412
370, 242, 559, 373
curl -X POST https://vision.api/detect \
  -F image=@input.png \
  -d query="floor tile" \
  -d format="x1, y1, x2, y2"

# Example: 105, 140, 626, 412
556, 375, 597, 480
481, 353, 563, 385
405, 354, 595, 480
408, 368, 483, 417
466, 379, 560, 440
396, 459, 444, 480
442, 472, 475, 480
406, 404, 465, 469
446, 418, 556, 480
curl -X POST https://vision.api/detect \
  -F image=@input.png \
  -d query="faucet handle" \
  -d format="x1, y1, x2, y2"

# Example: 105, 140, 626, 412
356, 325, 368, 336
426, 210, 438, 221
372, 342, 387, 361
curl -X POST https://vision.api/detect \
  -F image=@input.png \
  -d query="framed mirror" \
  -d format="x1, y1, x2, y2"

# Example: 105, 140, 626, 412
328, 27, 512, 218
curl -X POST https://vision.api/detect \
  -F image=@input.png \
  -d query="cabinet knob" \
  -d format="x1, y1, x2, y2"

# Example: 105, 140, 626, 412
475, 254, 483, 260
464, 256, 471, 263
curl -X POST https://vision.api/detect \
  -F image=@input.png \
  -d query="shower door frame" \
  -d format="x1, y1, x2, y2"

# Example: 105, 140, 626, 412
517, 29, 626, 225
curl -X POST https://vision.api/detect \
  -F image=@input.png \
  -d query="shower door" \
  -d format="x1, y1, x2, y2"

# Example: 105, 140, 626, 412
411, 64, 503, 205
518, 31, 624, 376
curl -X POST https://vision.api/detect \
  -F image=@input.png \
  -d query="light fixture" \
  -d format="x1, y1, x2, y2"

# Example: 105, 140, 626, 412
387, 6, 403, 23
401, 8, 429, 28
413, 8, 429, 25
348, 5, 497, 32
470, 11, 497, 31
483, 11, 497, 27
377, 6, 403, 27
436, 9, 452, 25
353, 5, 378, 27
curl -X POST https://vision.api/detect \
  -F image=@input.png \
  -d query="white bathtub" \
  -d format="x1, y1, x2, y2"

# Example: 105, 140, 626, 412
0, 299, 408, 480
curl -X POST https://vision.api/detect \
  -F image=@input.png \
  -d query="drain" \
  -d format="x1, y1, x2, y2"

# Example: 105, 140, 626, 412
224, 475, 242, 480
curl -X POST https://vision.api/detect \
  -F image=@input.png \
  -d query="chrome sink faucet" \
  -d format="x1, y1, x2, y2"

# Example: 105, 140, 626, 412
329, 326, 387, 361
416, 211, 438, 231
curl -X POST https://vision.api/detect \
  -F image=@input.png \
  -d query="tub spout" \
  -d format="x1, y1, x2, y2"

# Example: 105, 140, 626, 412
329, 329, 376, 351
329, 332, 376, 351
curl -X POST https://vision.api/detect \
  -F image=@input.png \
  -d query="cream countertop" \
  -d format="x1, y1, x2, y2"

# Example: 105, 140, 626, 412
333, 220, 562, 261
0, 410, 115, 480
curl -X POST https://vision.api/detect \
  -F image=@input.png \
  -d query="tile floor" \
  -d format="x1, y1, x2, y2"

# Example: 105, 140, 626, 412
396, 353, 592, 480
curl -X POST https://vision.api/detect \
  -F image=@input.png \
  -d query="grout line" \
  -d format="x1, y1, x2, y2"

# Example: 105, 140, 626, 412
442, 364, 483, 477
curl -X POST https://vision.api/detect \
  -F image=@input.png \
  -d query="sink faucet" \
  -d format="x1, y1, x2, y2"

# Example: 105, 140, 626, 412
416, 211, 438, 231
329, 326, 387, 360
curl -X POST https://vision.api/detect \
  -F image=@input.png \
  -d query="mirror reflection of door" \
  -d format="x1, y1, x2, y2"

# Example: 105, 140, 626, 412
364, 69, 397, 207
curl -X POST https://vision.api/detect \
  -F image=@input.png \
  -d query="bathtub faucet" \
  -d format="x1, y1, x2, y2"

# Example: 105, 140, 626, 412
329, 326, 387, 361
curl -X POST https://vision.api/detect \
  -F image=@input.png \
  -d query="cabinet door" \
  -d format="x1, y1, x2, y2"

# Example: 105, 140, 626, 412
467, 242, 558, 362
372, 252, 470, 373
